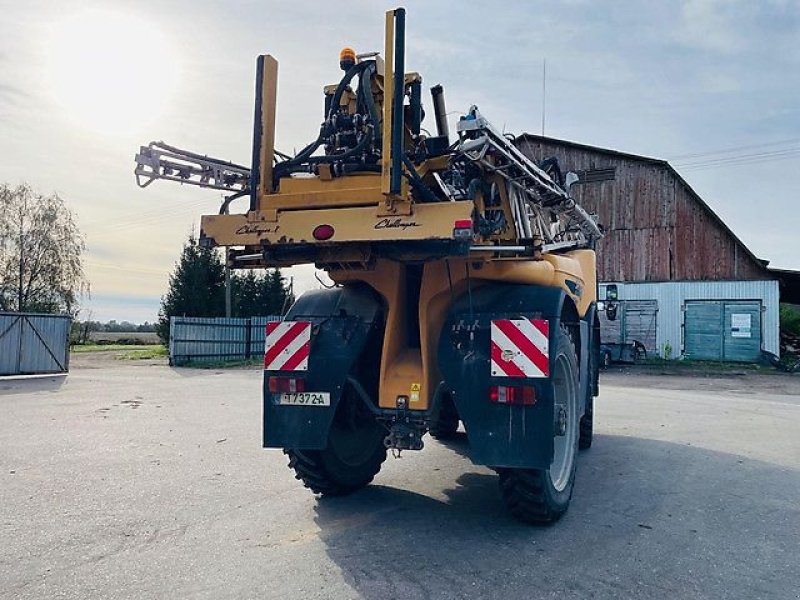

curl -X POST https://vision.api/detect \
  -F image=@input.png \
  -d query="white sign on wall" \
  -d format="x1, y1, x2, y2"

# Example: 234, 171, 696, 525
731, 313, 752, 338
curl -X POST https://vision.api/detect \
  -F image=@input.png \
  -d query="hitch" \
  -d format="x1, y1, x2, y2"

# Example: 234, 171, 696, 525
383, 420, 425, 452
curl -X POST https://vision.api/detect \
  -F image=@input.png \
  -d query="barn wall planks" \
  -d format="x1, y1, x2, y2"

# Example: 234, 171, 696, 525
516, 136, 769, 283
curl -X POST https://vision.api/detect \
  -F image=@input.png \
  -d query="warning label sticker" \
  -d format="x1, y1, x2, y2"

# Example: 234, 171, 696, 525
410, 383, 421, 403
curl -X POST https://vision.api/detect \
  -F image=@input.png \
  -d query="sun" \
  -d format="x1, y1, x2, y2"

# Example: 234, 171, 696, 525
46, 9, 179, 135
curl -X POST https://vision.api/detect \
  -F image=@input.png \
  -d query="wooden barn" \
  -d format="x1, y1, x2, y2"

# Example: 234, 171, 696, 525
517, 134, 780, 362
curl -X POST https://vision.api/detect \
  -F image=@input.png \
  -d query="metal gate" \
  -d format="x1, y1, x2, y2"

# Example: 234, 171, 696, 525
599, 300, 658, 353
0, 312, 71, 376
684, 301, 762, 361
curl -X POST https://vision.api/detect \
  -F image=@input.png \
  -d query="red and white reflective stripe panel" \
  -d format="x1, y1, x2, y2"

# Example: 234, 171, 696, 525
490, 318, 550, 378
264, 321, 311, 371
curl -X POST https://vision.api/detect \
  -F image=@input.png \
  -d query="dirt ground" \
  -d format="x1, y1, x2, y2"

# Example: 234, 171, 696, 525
1, 355, 798, 599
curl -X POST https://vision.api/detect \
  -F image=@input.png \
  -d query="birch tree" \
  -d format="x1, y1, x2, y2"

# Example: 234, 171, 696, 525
0, 183, 87, 314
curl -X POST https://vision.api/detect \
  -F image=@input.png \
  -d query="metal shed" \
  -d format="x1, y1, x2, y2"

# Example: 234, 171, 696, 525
598, 281, 779, 361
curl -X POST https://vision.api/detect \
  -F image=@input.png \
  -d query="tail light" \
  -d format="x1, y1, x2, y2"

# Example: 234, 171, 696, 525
453, 219, 473, 239
268, 376, 306, 393
489, 385, 536, 406
312, 224, 335, 241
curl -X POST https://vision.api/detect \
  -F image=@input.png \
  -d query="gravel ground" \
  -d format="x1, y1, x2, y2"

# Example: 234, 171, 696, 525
1, 358, 799, 599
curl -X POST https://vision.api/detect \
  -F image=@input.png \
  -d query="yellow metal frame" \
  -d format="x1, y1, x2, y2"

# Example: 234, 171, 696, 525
257, 55, 278, 197
201, 201, 474, 247
331, 250, 597, 410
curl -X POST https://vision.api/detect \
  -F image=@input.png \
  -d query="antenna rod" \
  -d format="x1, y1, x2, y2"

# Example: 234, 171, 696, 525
541, 58, 546, 136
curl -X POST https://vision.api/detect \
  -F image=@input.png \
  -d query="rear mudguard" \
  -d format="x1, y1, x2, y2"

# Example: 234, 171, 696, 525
263, 284, 385, 449
437, 283, 592, 469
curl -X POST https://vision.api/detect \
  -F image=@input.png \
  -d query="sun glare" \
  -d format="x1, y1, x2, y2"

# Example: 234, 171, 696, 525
46, 9, 179, 135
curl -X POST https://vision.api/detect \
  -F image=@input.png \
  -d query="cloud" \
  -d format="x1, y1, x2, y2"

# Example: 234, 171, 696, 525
674, 0, 745, 54
0, 83, 29, 114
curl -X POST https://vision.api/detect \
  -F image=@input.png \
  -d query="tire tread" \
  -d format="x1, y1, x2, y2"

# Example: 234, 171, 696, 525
284, 447, 386, 496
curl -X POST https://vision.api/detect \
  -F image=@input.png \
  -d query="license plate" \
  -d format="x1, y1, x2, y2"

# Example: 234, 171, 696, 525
277, 392, 330, 406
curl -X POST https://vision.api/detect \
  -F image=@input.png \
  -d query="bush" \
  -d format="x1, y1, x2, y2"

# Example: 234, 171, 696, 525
780, 304, 800, 336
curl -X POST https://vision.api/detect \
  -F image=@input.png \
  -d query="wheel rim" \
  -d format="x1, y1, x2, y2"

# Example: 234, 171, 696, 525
550, 352, 578, 492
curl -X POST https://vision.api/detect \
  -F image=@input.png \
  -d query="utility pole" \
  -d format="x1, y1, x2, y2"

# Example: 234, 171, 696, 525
225, 253, 232, 317
223, 194, 232, 318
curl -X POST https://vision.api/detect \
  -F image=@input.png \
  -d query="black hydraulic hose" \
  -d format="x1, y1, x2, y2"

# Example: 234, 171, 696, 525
328, 61, 370, 120
305, 125, 374, 164
273, 61, 373, 183
279, 128, 324, 168
359, 62, 381, 143
401, 154, 438, 202
219, 189, 249, 215
340, 163, 381, 175
278, 161, 381, 179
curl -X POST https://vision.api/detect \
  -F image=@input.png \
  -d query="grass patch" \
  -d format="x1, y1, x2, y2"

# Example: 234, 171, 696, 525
175, 358, 262, 369
73, 344, 153, 353
117, 346, 169, 360
72, 344, 166, 356
640, 357, 761, 370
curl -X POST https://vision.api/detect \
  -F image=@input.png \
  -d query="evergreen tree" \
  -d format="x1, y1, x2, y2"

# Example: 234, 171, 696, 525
230, 268, 293, 317
262, 268, 294, 315
231, 270, 261, 318
157, 235, 226, 343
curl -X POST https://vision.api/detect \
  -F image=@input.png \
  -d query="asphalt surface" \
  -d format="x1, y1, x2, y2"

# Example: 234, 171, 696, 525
1, 357, 799, 599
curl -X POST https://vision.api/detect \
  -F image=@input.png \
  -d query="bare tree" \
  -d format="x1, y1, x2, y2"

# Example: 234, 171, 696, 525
0, 183, 88, 314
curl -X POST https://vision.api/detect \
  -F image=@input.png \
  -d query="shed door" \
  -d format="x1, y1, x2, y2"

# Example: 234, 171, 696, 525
623, 300, 658, 354
723, 302, 762, 362
598, 300, 657, 354
684, 301, 762, 361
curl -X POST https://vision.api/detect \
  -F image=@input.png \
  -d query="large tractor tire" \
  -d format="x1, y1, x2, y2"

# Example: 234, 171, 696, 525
284, 380, 386, 496
498, 324, 580, 524
429, 391, 460, 440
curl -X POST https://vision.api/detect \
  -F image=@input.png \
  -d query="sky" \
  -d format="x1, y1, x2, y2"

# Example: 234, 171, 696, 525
1, 0, 798, 323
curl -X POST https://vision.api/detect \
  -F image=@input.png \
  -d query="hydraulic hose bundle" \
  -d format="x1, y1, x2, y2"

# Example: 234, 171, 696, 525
272, 59, 382, 185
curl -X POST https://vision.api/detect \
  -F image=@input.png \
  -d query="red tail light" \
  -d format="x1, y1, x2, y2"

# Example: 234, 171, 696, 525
268, 376, 306, 393
312, 224, 335, 241
489, 385, 536, 405
453, 219, 473, 240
